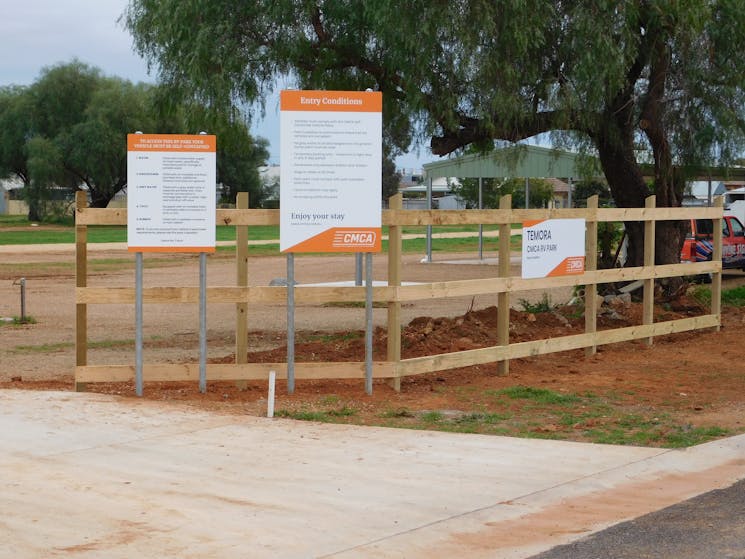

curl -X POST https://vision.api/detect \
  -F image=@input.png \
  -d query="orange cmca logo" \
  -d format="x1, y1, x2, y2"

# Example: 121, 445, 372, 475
332, 230, 377, 249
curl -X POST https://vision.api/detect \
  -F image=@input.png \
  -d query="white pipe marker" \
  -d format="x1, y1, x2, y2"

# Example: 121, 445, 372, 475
267, 370, 276, 418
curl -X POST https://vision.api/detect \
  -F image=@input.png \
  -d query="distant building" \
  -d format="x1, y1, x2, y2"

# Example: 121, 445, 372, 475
259, 164, 281, 207
0, 178, 25, 215
0, 182, 8, 214
684, 180, 727, 206
396, 170, 465, 209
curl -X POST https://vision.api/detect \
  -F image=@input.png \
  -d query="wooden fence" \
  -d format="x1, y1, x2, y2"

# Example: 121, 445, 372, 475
74, 191, 723, 392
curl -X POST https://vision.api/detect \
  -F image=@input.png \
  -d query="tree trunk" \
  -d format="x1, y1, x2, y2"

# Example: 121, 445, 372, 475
596, 129, 650, 269
89, 188, 113, 209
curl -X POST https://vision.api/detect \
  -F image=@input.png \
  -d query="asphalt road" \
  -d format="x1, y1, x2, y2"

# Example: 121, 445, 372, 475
530, 478, 745, 559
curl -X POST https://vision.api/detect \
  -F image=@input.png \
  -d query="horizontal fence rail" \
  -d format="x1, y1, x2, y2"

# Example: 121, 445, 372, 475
74, 191, 723, 392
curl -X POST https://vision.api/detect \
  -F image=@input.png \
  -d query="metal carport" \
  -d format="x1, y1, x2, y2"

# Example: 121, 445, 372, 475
419, 144, 600, 261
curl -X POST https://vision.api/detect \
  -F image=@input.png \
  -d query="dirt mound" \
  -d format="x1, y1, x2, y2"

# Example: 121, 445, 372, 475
211, 296, 706, 365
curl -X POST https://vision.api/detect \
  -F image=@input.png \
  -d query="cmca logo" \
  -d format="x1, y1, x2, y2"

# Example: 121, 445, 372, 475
332, 230, 377, 248
565, 256, 585, 273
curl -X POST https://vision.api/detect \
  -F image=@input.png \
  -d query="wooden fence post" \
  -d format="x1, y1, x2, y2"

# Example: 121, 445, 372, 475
497, 194, 512, 375
75, 191, 88, 392
235, 192, 249, 389
712, 196, 723, 331
387, 193, 403, 391
584, 195, 598, 356
643, 195, 656, 346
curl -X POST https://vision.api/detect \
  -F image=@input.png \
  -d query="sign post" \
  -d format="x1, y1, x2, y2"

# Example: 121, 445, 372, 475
280, 90, 382, 393
127, 133, 217, 395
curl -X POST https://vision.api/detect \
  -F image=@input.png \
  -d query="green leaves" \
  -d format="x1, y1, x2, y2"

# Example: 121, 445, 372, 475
0, 59, 270, 216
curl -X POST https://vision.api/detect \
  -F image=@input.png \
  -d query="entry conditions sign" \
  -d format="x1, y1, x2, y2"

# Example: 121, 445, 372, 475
279, 90, 382, 253
127, 134, 216, 252
521, 219, 585, 278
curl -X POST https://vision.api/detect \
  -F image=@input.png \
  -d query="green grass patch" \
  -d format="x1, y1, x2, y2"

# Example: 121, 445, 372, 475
327, 406, 357, 417
11, 341, 73, 353
275, 405, 358, 422
581, 412, 729, 447
420, 410, 444, 423
0, 316, 37, 326
396, 235, 522, 254
663, 425, 729, 448
497, 385, 581, 405
517, 293, 554, 313
275, 409, 331, 422
1, 219, 524, 259
302, 331, 363, 344
691, 284, 745, 307
9, 337, 160, 353
0, 215, 34, 227
273, 388, 731, 448
0, 224, 279, 245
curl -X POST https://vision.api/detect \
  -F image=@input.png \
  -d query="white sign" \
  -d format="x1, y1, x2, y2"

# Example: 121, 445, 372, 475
279, 90, 382, 253
522, 218, 586, 278
127, 134, 216, 252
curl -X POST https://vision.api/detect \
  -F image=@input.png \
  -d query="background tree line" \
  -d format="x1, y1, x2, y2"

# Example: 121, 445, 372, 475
0, 61, 270, 221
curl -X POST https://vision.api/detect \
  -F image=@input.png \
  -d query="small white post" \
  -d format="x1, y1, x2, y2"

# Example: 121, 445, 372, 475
267, 370, 276, 418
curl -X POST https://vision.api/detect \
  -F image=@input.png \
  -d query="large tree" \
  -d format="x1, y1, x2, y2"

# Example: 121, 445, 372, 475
0, 86, 32, 187
26, 61, 154, 209
126, 1, 745, 269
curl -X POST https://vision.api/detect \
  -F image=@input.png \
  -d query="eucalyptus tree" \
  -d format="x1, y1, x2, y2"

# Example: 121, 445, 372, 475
26, 61, 154, 209
13, 61, 268, 213
184, 106, 271, 206
126, 0, 745, 270
0, 86, 32, 187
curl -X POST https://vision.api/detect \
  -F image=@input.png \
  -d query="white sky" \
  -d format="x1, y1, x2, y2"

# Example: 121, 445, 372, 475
0, 0, 428, 170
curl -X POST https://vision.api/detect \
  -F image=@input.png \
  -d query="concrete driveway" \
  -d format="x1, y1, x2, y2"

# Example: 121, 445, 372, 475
2, 389, 744, 558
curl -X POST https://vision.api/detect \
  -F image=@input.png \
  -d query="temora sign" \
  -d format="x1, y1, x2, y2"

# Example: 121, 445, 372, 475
521, 218, 585, 278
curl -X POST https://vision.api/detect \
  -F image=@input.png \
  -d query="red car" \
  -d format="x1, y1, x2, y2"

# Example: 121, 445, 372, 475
680, 215, 745, 270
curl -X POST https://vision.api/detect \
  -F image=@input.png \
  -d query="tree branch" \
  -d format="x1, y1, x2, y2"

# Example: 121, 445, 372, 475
429, 109, 594, 156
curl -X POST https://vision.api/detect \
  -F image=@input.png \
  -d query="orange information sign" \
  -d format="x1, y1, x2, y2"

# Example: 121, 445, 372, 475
127, 133, 217, 253
279, 90, 382, 253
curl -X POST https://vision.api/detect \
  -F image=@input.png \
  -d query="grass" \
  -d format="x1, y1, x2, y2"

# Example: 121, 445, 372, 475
584, 421, 729, 448
10, 341, 73, 353
0, 215, 34, 226
0, 316, 37, 326
517, 293, 555, 313
8, 336, 160, 353
493, 385, 581, 405
0, 218, 523, 254
275, 405, 358, 422
691, 284, 745, 307
283, 384, 732, 448
0, 224, 277, 245
1, 256, 211, 278
301, 331, 364, 343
